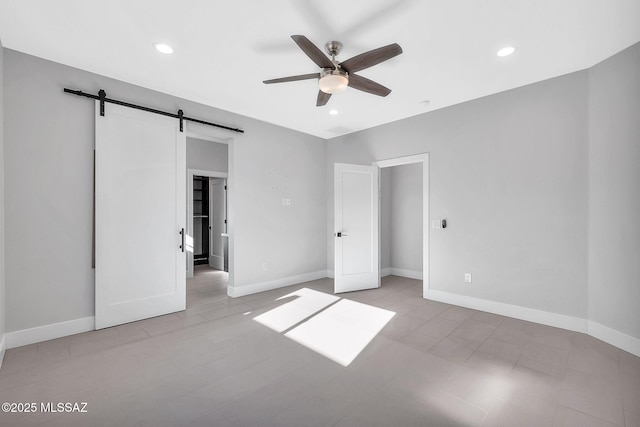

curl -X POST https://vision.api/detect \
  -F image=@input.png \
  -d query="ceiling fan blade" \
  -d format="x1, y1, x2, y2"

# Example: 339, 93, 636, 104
339, 43, 402, 73
291, 35, 334, 69
263, 73, 320, 84
317, 90, 332, 107
348, 74, 392, 97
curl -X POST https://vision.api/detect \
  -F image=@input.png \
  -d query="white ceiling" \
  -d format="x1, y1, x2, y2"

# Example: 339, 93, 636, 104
1, 0, 639, 139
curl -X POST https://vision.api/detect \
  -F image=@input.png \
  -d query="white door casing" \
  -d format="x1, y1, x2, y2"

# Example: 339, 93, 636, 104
374, 153, 430, 297
334, 163, 380, 293
95, 101, 186, 329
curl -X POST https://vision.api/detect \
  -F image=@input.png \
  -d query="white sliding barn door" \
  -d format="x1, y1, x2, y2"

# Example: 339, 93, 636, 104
95, 101, 186, 329
334, 163, 379, 293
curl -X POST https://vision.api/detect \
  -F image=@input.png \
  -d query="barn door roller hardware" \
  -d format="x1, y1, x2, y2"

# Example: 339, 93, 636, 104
64, 88, 244, 134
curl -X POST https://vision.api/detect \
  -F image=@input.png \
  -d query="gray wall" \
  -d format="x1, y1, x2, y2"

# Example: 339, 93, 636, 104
3, 49, 326, 333
233, 120, 327, 285
328, 70, 590, 319
390, 163, 423, 272
0, 38, 5, 352
186, 137, 228, 172
380, 164, 423, 274
588, 43, 640, 338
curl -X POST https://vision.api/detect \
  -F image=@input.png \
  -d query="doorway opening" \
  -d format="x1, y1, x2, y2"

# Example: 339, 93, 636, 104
374, 154, 429, 297
192, 176, 228, 269
193, 175, 211, 266
186, 134, 231, 306
188, 170, 229, 305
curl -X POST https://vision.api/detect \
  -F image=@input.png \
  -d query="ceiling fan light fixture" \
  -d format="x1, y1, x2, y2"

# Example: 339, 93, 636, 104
319, 69, 348, 94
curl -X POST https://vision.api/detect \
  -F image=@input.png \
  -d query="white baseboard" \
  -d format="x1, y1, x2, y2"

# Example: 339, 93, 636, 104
389, 268, 423, 280
209, 255, 224, 271
328, 268, 421, 280
426, 290, 640, 357
0, 334, 6, 370
6, 317, 95, 349
588, 321, 640, 357
228, 270, 328, 298
425, 290, 589, 334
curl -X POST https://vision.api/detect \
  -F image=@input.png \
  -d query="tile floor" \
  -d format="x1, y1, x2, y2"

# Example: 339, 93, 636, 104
0, 268, 639, 426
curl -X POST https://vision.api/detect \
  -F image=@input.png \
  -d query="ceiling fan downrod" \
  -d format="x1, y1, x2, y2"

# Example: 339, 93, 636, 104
325, 41, 343, 67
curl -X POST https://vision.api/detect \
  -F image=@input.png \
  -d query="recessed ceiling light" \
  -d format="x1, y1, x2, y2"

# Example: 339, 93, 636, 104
497, 46, 516, 57
153, 43, 173, 54
329, 109, 339, 115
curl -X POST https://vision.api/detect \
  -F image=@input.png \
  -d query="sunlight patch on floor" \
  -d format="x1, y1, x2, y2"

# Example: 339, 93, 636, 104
253, 288, 395, 366
286, 298, 395, 366
253, 288, 339, 333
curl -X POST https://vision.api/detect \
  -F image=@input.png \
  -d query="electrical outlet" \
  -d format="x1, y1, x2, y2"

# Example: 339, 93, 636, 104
262, 262, 268, 271
431, 219, 442, 229
464, 273, 472, 284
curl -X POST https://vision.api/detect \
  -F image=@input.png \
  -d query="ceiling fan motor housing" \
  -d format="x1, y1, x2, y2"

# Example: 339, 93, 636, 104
325, 41, 343, 57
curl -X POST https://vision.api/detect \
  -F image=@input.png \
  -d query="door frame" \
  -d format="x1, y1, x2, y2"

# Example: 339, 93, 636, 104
185, 127, 234, 292
187, 169, 227, 278
373, 153, 429, 297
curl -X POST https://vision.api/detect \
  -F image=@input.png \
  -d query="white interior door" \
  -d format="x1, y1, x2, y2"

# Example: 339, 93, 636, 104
209, 178, 226, 270
334, 163, 379, 293
95, 101, 186, 329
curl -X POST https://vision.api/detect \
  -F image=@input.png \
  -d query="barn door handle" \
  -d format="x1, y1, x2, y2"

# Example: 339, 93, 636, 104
179, 228, 185, 252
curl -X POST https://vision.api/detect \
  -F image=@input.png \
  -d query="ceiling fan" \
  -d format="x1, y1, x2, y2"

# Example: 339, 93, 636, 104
263, 35, 402, 106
